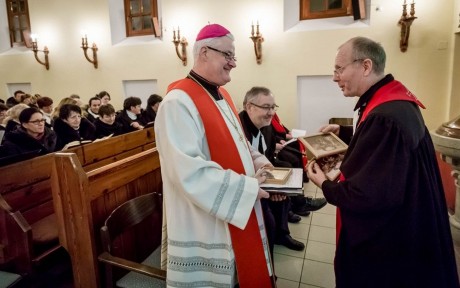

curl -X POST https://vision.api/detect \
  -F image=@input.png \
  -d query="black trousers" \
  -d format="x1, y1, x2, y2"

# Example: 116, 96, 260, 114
261, 198, 290, 261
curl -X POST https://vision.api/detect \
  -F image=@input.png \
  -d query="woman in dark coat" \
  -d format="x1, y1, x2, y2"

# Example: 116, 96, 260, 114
141, 94, 162, 124
53, 104, 96, 150
0, 107, 57, 165
94, 104, 122, 138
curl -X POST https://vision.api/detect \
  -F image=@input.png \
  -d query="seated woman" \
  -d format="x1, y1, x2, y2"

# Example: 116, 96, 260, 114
94, 104, 123, 138
116, 96, 145, 134
0, 107, 57, 164
53, 104, 96, 150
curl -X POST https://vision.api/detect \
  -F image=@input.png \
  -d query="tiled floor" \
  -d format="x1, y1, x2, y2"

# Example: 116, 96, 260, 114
273, 181, 336, 288
274, 181, 460, 288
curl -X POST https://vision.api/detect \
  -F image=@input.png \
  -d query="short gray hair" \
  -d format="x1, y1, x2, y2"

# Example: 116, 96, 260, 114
243, 87, 272, 110
347, 37, 386, 75
193, 34, 234, 59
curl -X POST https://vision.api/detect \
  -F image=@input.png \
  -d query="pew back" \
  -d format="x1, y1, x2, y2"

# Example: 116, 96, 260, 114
51, 147, 162, 288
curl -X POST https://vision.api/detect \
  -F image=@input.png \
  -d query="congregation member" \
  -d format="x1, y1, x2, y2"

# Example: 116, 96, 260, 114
97, 91, 111, 105
69, 94, 84, 107
307, 36, 459, 288
94, 104, 123, 138
116, 96, 145, 134
155, 23, 275, 287
85, 96, 102, 123
37, 96, 54, 127
238, 86, 305, 252
51, 97, 78, 120
19, 94, 33, 106
141, 94, 162, 124
53, 104, 96, 150
6, 90, 24, 108
0, 103, 8, 129
0, 107, 57, 163
3, 103, 29, 133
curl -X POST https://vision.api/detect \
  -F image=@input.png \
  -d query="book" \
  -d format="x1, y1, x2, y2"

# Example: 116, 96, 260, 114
61, 134, 113, 150
299, 132, 348, 181
258, 168, 304, 196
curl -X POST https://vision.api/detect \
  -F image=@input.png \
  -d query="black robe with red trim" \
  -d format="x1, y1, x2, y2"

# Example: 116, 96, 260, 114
322, 75, 459, 288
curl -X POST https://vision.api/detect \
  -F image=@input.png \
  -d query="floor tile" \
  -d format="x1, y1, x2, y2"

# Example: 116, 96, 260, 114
303, 182, 317, 194
299, 284, 324, 288
301, 259, 335, 288
314, 203, 336, 215
311, 213, 336, 228
276, 278, 300, 288
305, 240, 335, 264
288, 223, 310, 240
273, 254, 304, 282
308, 225, 335, 245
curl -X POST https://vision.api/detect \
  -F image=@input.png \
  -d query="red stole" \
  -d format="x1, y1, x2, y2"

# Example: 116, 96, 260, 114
336, 80, 425, 242
167, 78, 273, 288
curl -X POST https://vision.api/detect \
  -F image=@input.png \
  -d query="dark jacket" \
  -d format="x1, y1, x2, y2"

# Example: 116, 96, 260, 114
85, 110, 98, 124
0, 126, 57, 164
116, 110, 145, 134
53, 117, 96, 150
6, 97, 19, 108
4, 120, 20, 134
94, 118, 123, 139
140, 108, 156, 124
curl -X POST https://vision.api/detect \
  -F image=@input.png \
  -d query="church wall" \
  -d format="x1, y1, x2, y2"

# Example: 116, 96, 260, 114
0, 0, 456, 130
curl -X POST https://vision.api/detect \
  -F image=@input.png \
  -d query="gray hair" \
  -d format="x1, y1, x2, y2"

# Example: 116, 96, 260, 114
243, 87, 272, 110
347, 37, 386, 75
193, 34, 234, 59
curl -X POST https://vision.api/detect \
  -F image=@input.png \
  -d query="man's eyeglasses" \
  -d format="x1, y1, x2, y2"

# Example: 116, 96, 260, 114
206, 46, 237, 62
333, 59, 364, 77
250, 102, 279, 112
28, 119, 46, 125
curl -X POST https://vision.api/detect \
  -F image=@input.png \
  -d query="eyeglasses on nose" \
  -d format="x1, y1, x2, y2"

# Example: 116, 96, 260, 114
206, 46, 237, 62
28, 119, 46, 125
249, 102, 279, 112
333, 59, 364, 77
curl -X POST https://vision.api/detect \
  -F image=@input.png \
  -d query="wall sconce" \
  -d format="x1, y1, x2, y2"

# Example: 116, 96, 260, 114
250, 21, 264, 64
398, 0, 417, 52
81, 34, 98, 69
30, 34, 49, 70
172, 27, 187, 66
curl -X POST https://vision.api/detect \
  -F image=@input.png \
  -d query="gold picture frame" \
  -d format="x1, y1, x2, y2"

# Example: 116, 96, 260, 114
256, 167, 292, 185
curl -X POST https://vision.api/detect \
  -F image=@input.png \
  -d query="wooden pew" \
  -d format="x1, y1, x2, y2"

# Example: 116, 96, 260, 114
0, 128, 156, 276
51, 147, 162, 288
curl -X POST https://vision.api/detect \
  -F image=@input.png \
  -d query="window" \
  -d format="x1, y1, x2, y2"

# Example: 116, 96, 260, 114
124, 0, 158, 37
6, 0, 31, 47
300, 0, 351, 20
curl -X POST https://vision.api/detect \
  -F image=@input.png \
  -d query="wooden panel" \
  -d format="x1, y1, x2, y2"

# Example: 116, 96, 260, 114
2, 179, 52, 213
67, 128, 155, 169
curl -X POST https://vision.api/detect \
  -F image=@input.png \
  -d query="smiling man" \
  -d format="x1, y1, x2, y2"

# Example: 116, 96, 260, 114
307, 36, 459, 288
155, 24, 275, 287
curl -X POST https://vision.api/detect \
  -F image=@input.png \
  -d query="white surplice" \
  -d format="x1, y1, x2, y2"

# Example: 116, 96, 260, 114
154, 88, 272, 288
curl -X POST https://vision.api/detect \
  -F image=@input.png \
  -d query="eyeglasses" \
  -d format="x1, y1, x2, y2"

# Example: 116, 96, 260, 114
249, 102, 279, 112
28, 119, 46, 125
333, 59, 364, 77
206, 46, 237, 62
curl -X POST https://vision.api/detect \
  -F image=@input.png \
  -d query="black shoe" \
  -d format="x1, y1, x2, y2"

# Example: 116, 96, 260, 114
288, 211, 302, 223
294, 197, 327, 215
276, 235, 305, 251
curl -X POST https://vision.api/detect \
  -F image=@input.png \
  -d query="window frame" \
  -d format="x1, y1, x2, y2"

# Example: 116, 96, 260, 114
124, 0, 159, 37
300, 0, 352, 20
6, 0, 32, 47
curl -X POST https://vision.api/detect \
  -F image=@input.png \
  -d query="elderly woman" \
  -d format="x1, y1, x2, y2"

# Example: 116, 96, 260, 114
0, 107, 57, 163
53, 104, 96, 150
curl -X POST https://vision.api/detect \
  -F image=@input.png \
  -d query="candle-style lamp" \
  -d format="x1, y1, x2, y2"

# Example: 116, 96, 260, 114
398, 0, 417, 52
30, 34, 49, 70
172, 27, 187, 66
81, 32, 98, 69
250, 21, 264, 64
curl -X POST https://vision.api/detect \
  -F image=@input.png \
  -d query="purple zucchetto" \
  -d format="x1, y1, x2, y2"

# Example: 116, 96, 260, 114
196, 24, 231, 41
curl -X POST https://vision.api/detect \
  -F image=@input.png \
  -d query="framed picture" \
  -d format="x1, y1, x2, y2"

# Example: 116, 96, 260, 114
315, 153, 345, 181
255, 167, 292, 185
298, 132, 348, 159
